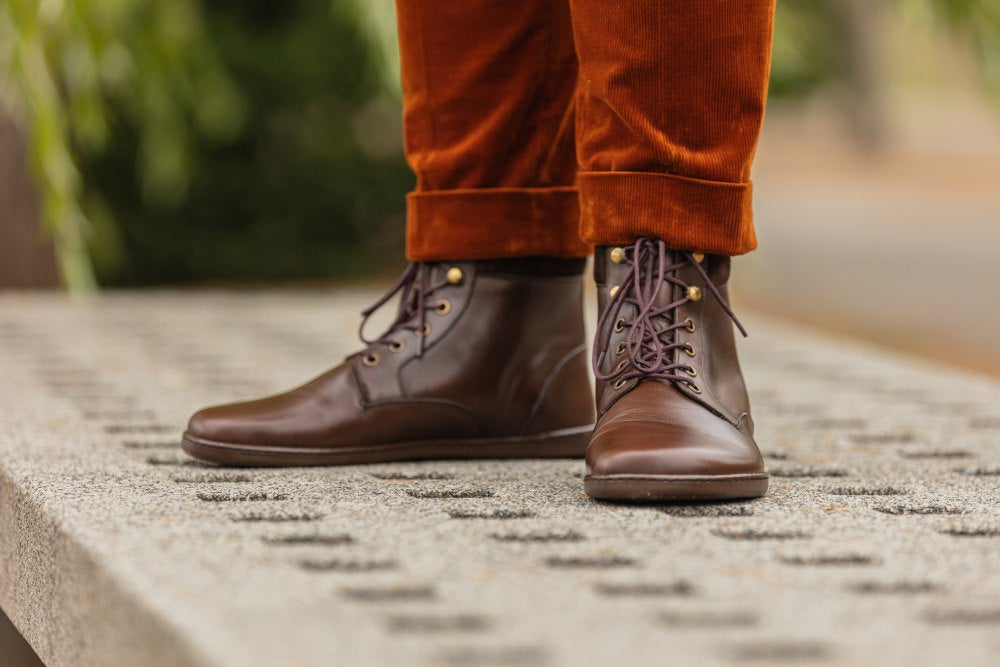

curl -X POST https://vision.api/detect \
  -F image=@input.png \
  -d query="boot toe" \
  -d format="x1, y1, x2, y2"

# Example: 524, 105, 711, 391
186, 405, 225, 441
584, 388, 767, 501
184, 402, 256, 445
585, 381, 766, 485
586, 420, 764, 478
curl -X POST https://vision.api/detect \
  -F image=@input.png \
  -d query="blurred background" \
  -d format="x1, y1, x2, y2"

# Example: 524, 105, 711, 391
1, 0, 998, 373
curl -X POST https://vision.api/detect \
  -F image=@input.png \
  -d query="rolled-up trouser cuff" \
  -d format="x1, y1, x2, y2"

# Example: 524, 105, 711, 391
406, 186, 591, 261
578, 171, 757, 256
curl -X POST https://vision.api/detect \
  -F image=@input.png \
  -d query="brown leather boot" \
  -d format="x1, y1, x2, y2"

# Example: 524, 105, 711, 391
585, 239, 768, 501
182, 259, 595, 466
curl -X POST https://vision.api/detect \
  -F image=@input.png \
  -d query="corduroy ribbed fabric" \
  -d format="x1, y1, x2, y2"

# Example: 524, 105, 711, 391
570, 0, 774, 255
396, 0, 775, 260
396, 0, 588, 260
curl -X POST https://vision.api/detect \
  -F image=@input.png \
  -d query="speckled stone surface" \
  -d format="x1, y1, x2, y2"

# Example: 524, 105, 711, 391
0, 290, 998, 667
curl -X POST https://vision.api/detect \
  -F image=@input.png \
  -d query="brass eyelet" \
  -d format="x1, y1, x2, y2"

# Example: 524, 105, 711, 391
388, 340, 405, 353
446, 267, 463, 285
685, 318, 696, 333
614, 317, 626, 333
692, 252, 705, 263
686, 285, 702, 302
422, 324, 431, 336
362, 353, 380, 367
687, 382, 702, 394
610, 247, 626, 264
616, 342, 626, 355
609, 285, 620, 298
434, 299, 451, 315
684, 344, 696, 358
615, 359, 628, 372
684, 367, 698, 377
613, 378, 628, 389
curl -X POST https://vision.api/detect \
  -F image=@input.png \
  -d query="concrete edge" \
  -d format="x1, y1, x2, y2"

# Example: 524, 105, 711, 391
0, 463, 211, 667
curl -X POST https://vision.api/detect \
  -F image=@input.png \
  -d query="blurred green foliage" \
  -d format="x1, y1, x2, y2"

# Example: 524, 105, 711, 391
773, 0, 1000, 99
1, 0, 409, 291
1, 0, 250, 290
84, 0, 412, 286
771, 0, 846, 99
912, 0, 1000, 92
1, 0, 998, 291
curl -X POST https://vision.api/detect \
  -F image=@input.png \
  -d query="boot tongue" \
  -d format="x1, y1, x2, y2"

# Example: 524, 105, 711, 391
656, 248, 685, 309
632, 247, 688, 313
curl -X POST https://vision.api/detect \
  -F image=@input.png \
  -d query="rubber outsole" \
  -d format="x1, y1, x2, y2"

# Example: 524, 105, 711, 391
583, 473, 769, 502
181, 425, 593, 467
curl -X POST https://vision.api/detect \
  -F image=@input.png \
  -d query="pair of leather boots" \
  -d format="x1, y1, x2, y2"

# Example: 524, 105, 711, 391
182, 238, 767, 501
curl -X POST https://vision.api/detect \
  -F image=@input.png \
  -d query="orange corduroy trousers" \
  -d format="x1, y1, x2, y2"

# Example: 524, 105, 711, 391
396, 0, 776, 260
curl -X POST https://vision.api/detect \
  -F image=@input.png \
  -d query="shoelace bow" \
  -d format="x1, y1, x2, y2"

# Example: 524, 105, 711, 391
358, 262, 449, 357
593, 238, 748, 390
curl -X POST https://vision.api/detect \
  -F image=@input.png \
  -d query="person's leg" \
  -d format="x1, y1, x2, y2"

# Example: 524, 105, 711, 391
570, 0, 773, 253
397, 0, 589, 260
181, 0, 596, 466
568, 0, 776, 500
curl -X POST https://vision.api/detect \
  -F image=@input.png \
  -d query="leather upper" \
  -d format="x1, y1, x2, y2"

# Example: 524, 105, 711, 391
187, 262, 595, 449
588, 242, 764, 478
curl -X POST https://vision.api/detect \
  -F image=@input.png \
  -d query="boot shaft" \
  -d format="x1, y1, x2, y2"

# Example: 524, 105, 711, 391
357, 260, 594, 435
593, 242, 752, 429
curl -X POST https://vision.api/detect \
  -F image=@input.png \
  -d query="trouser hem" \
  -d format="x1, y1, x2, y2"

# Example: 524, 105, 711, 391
406, 186, 591, 260
577, 172, 757, 255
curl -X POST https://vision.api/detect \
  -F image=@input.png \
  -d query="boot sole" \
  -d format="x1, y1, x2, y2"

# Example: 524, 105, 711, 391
583, 473, 768, 502
181, 425, 593, 467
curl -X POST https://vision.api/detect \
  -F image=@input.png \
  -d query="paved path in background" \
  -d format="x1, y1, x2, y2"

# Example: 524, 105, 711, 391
742, 113, 1000, 377
1, 292, 999, 666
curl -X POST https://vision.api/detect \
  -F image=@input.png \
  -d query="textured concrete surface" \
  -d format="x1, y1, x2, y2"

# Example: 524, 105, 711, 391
0, 290, 998, 667
743, 104, 1000, 376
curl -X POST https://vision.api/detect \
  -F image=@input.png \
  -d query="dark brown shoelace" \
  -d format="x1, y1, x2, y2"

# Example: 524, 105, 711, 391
359, 263, 449, 357
593, 238, 747, 391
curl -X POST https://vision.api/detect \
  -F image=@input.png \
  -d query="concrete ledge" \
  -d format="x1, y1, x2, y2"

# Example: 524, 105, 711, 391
1, 291, 999, 666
